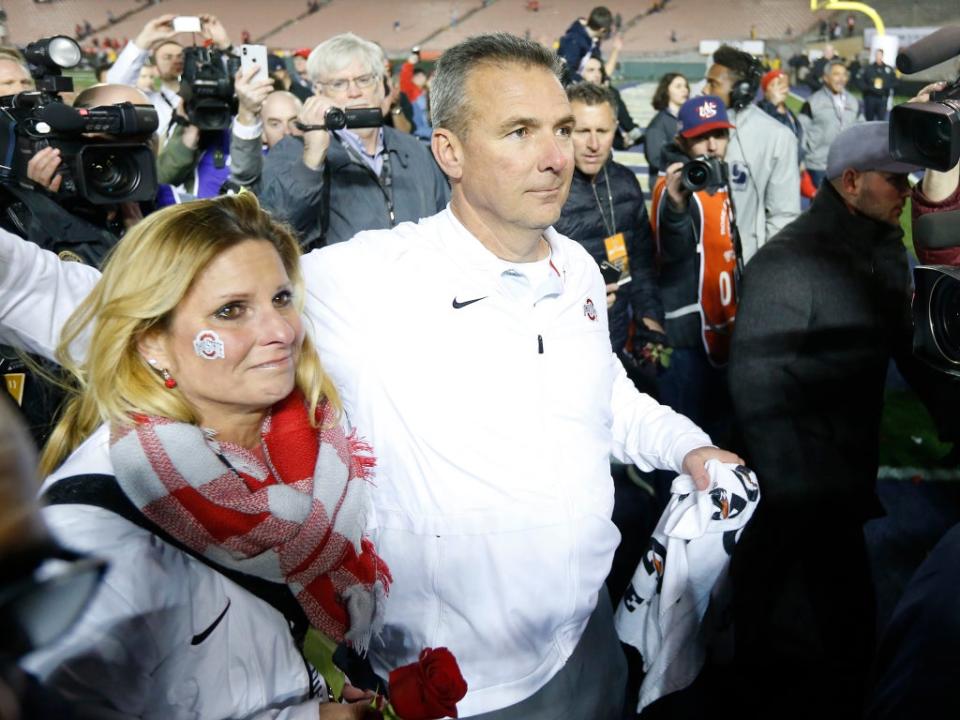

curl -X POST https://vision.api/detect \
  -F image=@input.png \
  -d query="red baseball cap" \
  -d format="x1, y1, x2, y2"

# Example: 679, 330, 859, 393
760, 69, 786, 92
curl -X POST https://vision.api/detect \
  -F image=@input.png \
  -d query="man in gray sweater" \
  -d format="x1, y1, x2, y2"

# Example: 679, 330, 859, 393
800, 59, 863, 188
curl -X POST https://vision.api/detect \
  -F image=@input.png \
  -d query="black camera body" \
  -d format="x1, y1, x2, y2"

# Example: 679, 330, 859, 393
913, 263, 960, 376
681, 155, 728, 194
179, 46, 241, 131
891, 26, 960, 171
890, 81, 960, 172
294, 106, 384, 133
0, 38, 159, 205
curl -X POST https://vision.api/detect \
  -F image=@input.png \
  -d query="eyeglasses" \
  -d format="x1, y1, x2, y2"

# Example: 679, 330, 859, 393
318, 73, 379, 94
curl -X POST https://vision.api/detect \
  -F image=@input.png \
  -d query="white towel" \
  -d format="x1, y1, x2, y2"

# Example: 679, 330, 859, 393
614, 460, 760, 712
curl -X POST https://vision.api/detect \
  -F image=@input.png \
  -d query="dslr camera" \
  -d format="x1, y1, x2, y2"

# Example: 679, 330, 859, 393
179, 46, 241, 131
0, 36, 158, 204
681, 156, 728, 194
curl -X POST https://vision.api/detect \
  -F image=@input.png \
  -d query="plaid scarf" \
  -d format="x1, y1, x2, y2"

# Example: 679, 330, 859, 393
109, 390, 391, 652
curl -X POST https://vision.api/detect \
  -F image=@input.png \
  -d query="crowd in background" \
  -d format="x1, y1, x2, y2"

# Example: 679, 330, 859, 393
1, 3, 960, 719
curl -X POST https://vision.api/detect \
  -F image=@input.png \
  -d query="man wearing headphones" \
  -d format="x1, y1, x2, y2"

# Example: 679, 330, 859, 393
704, 46, 800, 263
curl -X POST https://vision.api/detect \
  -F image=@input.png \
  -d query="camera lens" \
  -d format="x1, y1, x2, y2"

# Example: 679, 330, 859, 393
929, 274, 960, 365
682, 160, 709, 192
914, 115, 951, 163
85, 149, 140, 198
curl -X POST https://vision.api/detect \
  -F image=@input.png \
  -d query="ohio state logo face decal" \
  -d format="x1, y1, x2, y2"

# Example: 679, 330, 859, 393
193, 330, 225, 360
583, 298, 597, 321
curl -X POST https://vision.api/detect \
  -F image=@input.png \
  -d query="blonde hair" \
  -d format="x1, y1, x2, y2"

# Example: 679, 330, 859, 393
39, 193, 340, 476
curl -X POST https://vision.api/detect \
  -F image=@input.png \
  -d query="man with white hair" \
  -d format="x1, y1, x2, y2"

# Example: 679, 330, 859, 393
259, 32, 449, 247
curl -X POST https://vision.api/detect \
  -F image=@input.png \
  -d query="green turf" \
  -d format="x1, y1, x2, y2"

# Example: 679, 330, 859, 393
880, 388, 953, 467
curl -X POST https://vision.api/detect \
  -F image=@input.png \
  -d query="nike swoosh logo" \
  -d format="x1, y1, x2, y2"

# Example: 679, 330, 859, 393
191, 599, 231, 645
452, 296, 486, 309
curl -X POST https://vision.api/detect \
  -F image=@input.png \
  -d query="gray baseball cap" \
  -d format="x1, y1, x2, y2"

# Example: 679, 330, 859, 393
826, 121, 922, 180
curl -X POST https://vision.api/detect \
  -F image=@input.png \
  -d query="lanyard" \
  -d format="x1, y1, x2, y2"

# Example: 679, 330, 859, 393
341, 139, 396, 225
590, 166, 616, 236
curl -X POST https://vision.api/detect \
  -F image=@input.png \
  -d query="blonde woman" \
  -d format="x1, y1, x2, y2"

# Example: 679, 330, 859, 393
21, 193, 387, 719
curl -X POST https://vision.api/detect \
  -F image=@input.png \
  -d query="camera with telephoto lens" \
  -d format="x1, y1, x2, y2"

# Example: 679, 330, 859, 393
0, 36, 159, 204
890, 26, 960, 171
681, 155, 728, 194
179, 46, 241, 131
294, 106, 383, 133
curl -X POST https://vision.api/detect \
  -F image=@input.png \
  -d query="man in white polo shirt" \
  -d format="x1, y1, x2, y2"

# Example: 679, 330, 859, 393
0, 34, 738, 720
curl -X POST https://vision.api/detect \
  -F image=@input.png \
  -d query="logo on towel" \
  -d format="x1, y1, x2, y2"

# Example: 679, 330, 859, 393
583, 298, 597, 321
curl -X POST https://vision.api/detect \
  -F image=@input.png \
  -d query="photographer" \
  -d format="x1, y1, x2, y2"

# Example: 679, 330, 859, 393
650, 95, 737, 443
106, 14, 193, 138
909, 81, 960, 258
260, 32, 449, 247
0, 82, 157, 447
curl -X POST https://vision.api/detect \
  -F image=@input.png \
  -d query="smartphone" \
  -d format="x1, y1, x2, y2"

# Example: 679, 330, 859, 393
172, 16, 202, 33
240, 44, 269, 83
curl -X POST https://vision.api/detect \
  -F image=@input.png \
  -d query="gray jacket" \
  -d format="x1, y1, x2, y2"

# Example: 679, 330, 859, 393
229, 131, 265, 194
725, 104, 801, 263
799, 87, 863, 171
260, 128, 450, 247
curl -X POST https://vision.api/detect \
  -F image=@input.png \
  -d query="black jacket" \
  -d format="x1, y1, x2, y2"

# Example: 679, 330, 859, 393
729, 181, 956, 516
554, 160, 662, 351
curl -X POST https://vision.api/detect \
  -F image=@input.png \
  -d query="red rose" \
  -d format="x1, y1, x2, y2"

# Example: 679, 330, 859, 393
388, 647, 468, 720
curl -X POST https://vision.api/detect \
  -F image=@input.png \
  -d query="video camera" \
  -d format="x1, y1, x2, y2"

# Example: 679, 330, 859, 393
890, 26, 960, 171
893, 30, 960, 376
294, 106, 383, 133
179, 46, 241, 131
0, 36, 158, 205
681, 156, 728, 194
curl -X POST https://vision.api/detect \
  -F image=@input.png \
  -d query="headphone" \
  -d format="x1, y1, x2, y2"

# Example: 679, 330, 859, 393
728, 56, 763, 111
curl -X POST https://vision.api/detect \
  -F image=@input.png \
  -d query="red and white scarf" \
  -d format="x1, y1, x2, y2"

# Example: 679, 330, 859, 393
109, 390, 392, 652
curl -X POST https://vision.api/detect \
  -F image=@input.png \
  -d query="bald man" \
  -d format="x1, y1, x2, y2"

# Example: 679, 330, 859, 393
0, 56, 33, 97
229, 70, 305, 192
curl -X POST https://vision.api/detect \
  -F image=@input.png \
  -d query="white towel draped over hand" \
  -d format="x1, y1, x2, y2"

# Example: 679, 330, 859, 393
614, 460, 760, 712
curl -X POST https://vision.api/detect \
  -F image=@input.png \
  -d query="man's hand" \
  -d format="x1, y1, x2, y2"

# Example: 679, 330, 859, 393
605, 282, 617, 308
134, 14, 178, 50
299, 95, 339, 170
235, 66, 275, 125
641, 317, 665, 334
664, 161, 689, 209
317, 685, 382, 719
173, 98, 200, 149
682, 446, 746, 490
908, 81, 946, 104
200, 14, 231, 51
27, 146, 63, 192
